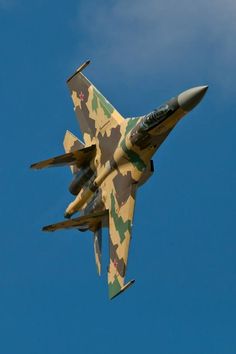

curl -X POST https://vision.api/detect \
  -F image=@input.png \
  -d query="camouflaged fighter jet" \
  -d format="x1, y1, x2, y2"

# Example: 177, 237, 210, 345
31, 60, 208, 299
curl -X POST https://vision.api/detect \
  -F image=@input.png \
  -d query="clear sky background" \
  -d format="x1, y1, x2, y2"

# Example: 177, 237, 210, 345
0, 0, 235, 353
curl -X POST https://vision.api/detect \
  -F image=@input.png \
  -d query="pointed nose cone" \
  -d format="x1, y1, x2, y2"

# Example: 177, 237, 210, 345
178, 85, 208, 112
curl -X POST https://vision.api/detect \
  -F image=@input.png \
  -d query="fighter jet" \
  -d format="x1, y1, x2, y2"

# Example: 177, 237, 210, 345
31, 60, 208, 299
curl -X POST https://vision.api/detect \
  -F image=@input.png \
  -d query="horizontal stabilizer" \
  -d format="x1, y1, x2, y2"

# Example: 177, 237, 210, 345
109, 279, 135, 300
30, 145, 96, 170
42, 210, 108, 232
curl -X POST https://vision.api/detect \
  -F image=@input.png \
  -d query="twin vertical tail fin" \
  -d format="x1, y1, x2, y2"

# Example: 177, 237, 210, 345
42, 210, 104, 277
93, 226, 102, 276
63, 130, 85, 174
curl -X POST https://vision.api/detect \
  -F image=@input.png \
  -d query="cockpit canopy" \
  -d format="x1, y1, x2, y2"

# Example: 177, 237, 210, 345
140, 104, 170, 131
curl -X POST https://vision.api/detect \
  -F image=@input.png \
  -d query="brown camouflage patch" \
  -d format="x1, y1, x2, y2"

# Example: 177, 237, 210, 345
98, 126, 122, 166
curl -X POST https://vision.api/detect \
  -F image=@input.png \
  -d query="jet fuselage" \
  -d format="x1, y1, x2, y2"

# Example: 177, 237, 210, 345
64, 86, 208, 218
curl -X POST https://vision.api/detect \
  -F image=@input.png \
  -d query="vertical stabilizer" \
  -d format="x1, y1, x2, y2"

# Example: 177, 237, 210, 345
94, 226, 102, 276
63, 130, 84, 174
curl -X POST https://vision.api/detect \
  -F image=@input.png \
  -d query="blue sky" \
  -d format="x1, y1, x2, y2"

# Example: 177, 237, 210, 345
0, 0, 235, 353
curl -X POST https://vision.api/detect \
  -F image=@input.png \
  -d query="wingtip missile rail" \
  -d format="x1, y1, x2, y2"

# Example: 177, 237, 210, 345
66, 59, 91, 83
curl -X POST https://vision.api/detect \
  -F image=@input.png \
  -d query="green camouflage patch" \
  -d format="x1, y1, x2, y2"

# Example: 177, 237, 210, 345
93, 88, 114, 118
91, 89, 99, 113
120, 139, 146, 172
109, 275, 121, 299
125, 118, 139, 134
110, 192, 132, 243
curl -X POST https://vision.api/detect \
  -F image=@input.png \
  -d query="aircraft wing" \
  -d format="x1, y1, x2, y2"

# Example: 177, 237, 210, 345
104, 173, 137, 299
67, 63, 124, 145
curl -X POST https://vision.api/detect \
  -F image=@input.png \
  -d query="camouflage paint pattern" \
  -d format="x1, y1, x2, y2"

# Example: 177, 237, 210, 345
30, 145, 96, 170
63, 130, 85, 174
65, 65, 188, 299
32, 61, 207, 299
